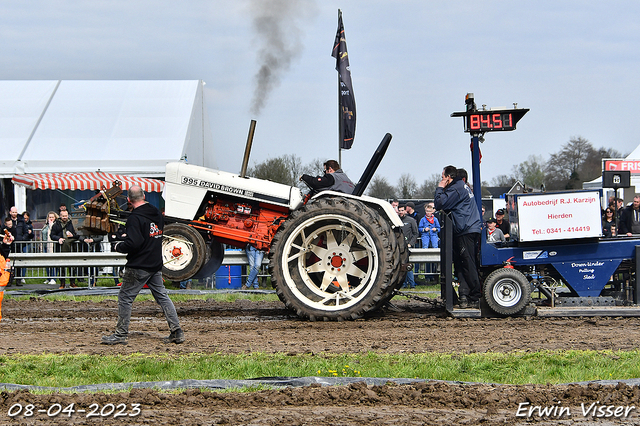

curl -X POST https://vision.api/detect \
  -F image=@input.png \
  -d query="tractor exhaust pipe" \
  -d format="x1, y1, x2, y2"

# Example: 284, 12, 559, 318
240, 119, 257, 178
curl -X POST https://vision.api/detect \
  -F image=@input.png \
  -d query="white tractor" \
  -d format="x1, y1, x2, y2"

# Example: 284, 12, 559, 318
142, 134, 409, 320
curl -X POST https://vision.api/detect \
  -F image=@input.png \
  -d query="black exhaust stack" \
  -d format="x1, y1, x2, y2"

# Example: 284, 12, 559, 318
240, 120, 257, 178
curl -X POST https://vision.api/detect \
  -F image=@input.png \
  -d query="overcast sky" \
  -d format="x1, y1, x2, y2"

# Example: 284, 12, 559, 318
1, 0, 639, 187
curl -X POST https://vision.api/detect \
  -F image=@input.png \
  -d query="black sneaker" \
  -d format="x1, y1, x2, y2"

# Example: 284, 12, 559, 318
164, 329, 185, 344
468, 300, 480, 309
458, 297, 469, 309
101, 334, 128, 345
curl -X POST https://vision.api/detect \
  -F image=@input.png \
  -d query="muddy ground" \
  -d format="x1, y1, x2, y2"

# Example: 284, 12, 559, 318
2, 296, 640, 425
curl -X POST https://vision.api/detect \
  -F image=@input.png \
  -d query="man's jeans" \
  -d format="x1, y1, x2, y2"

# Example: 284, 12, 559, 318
115, 268, 181, 337
246, 245, 264, 288
402, 269, 415, 289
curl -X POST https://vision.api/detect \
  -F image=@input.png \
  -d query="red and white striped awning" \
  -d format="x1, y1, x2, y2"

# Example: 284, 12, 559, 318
12, 172, 165, 192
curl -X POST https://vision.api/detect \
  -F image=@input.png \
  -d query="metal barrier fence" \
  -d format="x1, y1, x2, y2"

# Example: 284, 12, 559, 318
10, 240, 124, 287
9, 244, 441, 288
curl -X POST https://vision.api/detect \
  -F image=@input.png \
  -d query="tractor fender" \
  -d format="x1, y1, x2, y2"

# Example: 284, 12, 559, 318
310, 191, 403, 228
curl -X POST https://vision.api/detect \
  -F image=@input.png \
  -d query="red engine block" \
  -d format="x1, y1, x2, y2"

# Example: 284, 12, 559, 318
191, 199, 288, 252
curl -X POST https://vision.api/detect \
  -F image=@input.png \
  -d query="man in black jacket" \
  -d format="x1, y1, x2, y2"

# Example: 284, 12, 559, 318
7, 207, 27, 284
619, 195, 640, 236
102, 185, 184, 345
398, 205, 418, 288
50, 209, 79, 289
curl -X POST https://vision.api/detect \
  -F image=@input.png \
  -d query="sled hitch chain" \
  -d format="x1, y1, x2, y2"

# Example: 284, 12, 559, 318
393, 290, 445, 309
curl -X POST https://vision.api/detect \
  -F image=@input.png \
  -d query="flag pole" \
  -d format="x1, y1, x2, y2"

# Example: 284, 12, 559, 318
332, 8, 355, 164
337, 9, 342, 166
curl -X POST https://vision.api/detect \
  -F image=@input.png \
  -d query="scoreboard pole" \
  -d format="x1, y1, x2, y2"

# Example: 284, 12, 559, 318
471, 133, 482, 218
465, 94, 483, 218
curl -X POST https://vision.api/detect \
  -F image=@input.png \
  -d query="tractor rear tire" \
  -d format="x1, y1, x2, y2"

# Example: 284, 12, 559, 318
269, 197, 396, 321
162, 223, 207, 282
483, 268, 531, 316
373, 227, 408, 310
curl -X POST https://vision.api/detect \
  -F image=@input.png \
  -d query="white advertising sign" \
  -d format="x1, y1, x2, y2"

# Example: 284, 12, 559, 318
516, 191, 602, 242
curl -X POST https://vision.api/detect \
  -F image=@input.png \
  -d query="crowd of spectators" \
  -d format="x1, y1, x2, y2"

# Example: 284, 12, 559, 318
2, 204, 112, 288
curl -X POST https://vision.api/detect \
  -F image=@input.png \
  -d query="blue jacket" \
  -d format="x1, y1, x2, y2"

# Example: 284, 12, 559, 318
419, 215, 440, 239
434, 177, 481, 236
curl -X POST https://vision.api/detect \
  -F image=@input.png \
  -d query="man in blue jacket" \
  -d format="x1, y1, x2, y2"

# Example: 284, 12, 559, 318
102, 185, 184, 345
434, 165, 482, 308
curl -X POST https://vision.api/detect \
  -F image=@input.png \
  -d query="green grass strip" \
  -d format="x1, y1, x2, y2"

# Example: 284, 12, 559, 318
1, 350, 639, 388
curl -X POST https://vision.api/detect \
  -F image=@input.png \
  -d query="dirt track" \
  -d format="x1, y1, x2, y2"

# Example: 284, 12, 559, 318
2, 297, 640, 425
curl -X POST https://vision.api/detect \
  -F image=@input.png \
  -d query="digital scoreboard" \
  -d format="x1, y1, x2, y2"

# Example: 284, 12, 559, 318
451, 95, 528, 133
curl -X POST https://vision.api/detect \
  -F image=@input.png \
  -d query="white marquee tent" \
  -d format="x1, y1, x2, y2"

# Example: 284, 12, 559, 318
0, 80, 216, 211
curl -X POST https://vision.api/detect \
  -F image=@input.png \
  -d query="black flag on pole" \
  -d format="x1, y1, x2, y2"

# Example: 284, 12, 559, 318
332, 10, 356, 150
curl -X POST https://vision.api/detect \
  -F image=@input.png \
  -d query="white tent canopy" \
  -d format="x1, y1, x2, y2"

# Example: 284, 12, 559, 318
0, 80, 216, 211
0, 80, 216, 178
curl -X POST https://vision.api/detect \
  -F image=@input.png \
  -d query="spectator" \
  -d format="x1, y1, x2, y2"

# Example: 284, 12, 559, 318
50, 209, 79, 289
398, 205, 418, 289
391, 199, 399, 214
108, 223, 127, 284
405, 202, 418, 221
486, 217, 506, 243
419, 204, 440, 248
40, 211, 59, 285
434, 165, 482, 309
607, 198, 624, 224
602, 208, 616, 238
300, 160, 354, 194
619, 195, 640, 236
7, 207, 26, 284
7, 207, 25, 240
58, 204, 67, 216
1, 218, 14, 245
102, 185, 184, 345
244, 243, 265, 290
0, 230, 15, 320
457, 168, 469, 186
80, 234, 104, 286
495, 209, 510, 240
0, 218, 20, 287
22, 211, 35, 252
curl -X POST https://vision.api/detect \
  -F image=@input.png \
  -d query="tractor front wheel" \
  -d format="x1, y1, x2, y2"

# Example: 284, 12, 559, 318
162, 223, 207, 282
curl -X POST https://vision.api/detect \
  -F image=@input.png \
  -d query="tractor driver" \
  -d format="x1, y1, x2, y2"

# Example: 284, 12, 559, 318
300, 160, 355, 194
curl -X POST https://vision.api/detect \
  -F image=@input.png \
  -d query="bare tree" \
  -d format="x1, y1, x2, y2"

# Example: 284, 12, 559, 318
248, 157, 292, 186
415, 173, 441, 199
545, 136, 594, 190
248, 154, 305, 188
301, 158, 325, 176
580, 147, 625, 184
396, 174, 418, 199
366, 176, 396, 199
512, 155, 546, 190
489, 174, 516, 187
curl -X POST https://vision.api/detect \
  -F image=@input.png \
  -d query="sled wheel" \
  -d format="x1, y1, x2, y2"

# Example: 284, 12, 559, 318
483, 268, 531, 315
162, 223, 207, 282
269, 197, 395, 321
